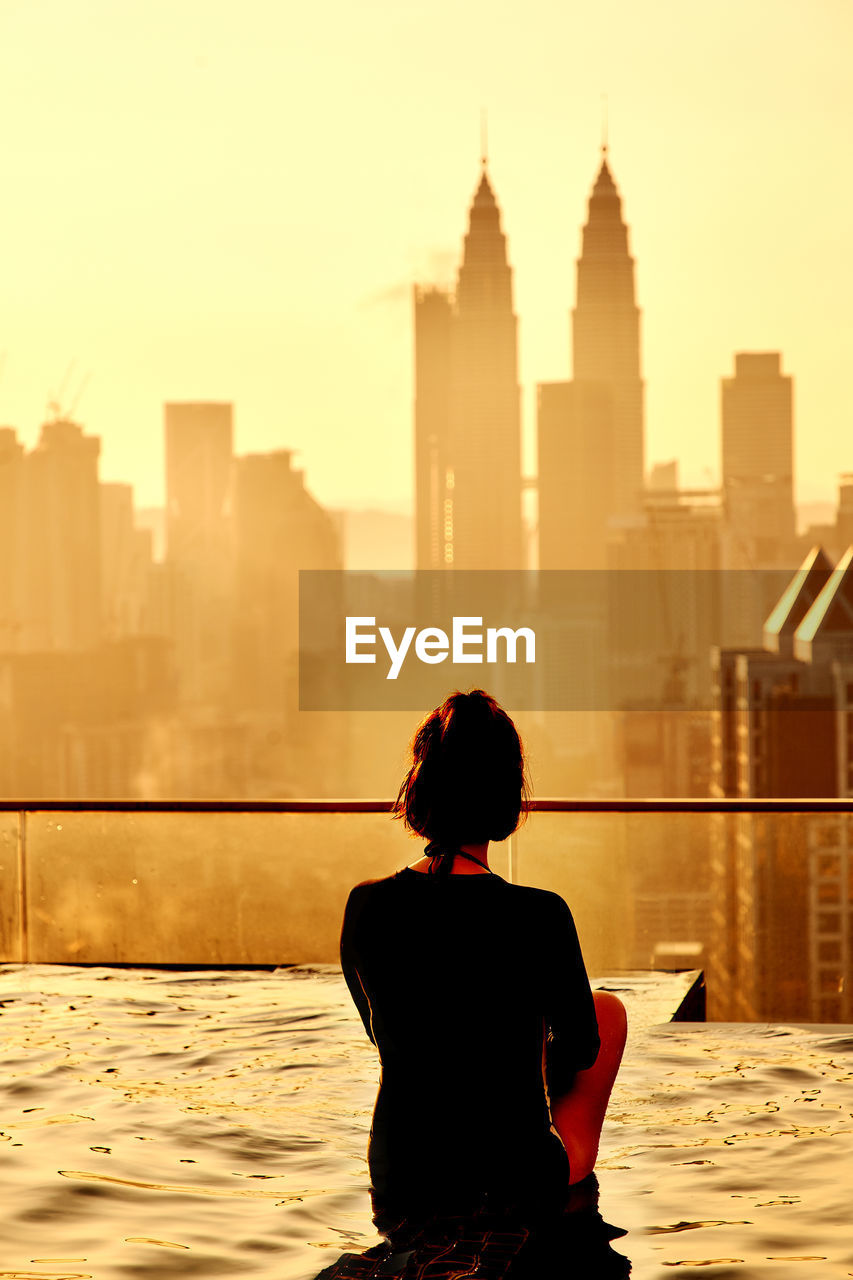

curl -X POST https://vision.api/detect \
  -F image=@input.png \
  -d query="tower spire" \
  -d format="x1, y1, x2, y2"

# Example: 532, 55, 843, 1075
601, 93, 608, 157
480, 107, 488, 169
570, 144, 644, 519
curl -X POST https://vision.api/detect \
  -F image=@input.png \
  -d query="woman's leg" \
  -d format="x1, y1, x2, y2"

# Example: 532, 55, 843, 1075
551, 991, 627, 1185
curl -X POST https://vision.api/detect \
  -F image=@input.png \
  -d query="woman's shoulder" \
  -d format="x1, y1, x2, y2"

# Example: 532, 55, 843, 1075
344, 872, 404, 903
503, 881, 568, 906
502, 881, 575, 922
345, 873, 572, 915
341, 875, 399, 941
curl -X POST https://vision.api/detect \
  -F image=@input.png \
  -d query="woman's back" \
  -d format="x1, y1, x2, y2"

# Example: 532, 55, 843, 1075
341, 867, 600, 1223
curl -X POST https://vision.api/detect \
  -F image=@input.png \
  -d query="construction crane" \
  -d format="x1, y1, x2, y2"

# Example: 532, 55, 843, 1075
45, 360, 92, 423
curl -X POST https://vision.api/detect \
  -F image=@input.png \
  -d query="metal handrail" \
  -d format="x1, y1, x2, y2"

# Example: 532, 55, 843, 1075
0, 798, 852, 813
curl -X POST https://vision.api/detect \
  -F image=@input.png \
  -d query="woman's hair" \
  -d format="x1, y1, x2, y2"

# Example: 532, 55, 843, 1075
391, 689, 530, 850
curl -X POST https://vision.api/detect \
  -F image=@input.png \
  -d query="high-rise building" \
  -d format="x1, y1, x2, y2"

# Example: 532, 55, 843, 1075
231, 449, 341, 712
571, 149, 644, 521
165, 402, 233, 567
21, 417, 102, 651
837, 474, 853, 550
414, 164, 523, 570
708, 545, 853, 1021
100, 483, 157, 640
537, 380, 613, 569
648, 460, 679, 493
721, 352, 795, 562
414, 287, 453, 571
229, 448, 346, 797
164, 402, 234, 703
0, 428, 25, 652
0, 421, 183, 799
608, 488, 723, 976
608, 489, 724, 707
537, 149, 644, 569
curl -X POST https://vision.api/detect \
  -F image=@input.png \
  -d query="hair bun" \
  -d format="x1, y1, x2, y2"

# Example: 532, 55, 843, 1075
392, 689, 529, 847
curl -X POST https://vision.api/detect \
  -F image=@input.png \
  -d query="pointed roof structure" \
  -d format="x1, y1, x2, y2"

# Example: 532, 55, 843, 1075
571, 143, 643, 517
456, 159, 514, 312
794, 545, 853, 663
574, 145, 636, 344
472, 166, 497, 211
763, 545, 834, 656
442, 147, 522, 571
591, 150, 618, 199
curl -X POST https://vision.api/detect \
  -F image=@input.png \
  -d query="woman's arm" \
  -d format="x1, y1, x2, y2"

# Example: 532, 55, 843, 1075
542, 895, 600, 1100
340, 884, 377, 1045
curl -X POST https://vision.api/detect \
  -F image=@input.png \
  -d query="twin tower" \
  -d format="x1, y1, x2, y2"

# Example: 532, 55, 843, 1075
414, 149, 643, 571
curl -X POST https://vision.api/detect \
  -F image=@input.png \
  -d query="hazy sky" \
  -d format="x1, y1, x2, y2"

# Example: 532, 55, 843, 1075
2, 0, 851, 513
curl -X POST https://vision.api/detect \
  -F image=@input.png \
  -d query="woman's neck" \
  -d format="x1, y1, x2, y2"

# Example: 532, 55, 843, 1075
409, 841, 491, 875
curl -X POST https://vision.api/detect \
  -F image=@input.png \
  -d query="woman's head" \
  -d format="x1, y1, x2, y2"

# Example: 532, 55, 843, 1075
392, 689, 529, 847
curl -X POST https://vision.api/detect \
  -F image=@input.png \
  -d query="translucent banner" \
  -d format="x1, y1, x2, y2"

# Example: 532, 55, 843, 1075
299, 569, 805, 710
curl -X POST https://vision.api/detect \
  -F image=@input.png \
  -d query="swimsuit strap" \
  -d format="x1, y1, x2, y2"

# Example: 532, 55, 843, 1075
424, 842, 493, 874
453, 848, 492, 873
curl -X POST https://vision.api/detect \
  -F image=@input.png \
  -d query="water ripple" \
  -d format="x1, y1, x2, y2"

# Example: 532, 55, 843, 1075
0, 966, 850, 1279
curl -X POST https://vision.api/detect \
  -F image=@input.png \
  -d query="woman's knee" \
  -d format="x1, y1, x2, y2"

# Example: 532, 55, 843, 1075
593, 991, 627, 1043
555, 994, 627, 1185
590, 991, 627, 1079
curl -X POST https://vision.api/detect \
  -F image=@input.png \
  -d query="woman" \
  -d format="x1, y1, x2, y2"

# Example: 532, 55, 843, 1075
340, 689, 627, 1241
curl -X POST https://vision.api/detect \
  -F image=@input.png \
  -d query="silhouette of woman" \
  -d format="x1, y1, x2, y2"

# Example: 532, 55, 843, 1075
336, 689, 628, 1274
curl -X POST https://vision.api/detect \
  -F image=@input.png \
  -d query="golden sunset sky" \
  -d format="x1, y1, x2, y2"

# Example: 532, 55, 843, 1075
2, 0, 851, 515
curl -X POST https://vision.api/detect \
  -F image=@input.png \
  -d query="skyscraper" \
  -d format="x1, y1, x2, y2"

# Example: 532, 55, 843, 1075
537, 148, 644, 569
414, 163, 523, 570
165, 402, 233, 569
838, 474, 853, 548
709, 546, 853, 1020
100, 482, 157, 641
721, 352, 795, 562
21, 417, 102, 651
413, 287, 453, 571
572, 148, 644, 521
0, 429, 25, 651
537, 380, 613, 569
231, 449, 341, 712
164, 402, 234, 703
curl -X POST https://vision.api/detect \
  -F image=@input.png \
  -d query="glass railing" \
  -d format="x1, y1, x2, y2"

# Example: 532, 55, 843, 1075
1, 799, 851, 1024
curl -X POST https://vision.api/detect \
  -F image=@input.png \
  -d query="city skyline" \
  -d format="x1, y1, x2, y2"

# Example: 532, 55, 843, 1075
1, 0, 851, 514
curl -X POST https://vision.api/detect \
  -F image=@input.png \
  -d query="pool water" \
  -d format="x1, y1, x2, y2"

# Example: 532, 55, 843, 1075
0, 965, 850, 1279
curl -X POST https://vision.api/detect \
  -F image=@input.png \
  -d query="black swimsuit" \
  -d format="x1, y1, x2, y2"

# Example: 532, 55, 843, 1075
340, 859, 600, 1227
